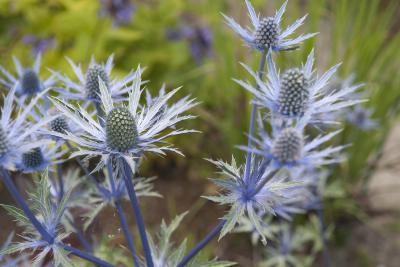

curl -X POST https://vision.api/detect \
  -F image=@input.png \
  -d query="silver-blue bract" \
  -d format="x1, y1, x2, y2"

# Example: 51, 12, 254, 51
52, 55, 143, 102
16, 140, 67, 173
0, 87, 57, 170
49, 67, 198, 173
236, 50, 365, 128
243, 120, 345, 169
223, 0, 316, 52
205, 157, 300, 244
0, 54, 56, 103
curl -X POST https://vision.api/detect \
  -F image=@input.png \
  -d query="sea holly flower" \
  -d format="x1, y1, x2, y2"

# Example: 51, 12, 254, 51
205, 156, 300, 244
0, 87, 57, 170
0, 176, 74, 267
16, 140, 67, 173
49, 69, 198, 173
261, 223, 314, 267
222, 0, 316, 52
234, 214, 280, 246
236, 50, 365, 127
148, 212, 235, 267
99, 0, 136, 27
167, 24, 213, 64
346, 106, 377, 131
52, 55, 143, 102
0, 54, 56, 104
244, 121, 345, 169
83, 169, 159, 230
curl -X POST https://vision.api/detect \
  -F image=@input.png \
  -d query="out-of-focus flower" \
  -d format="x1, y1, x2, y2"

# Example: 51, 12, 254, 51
99, 0, 135, 27
0, 88, 56, 170
236, 50, 365, 127
52, 55, 143, 102
148, 212, 235, 267
346, 106, 377, 131
167, 24, 213, 64
223, 0, 316, 52
0, 54, 56, 103
22, 35, 55, 57
16, 141, 66, 173
205, 156, 300, 244
49, 68, 198, 173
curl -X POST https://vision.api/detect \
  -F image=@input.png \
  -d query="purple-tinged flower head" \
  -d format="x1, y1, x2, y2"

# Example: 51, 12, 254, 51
243, 118, 345, 169
22, 35, 55, 57
0, 54, 56, 103
234, 214, 280, 246
49, 68, 198, 173
346, 106, 377, 131
52, 55, 143, 103
16, 140, 67, 173
0, 87, 56, 171
262, 223, 308, 266
0, 175, 74, 266
205, 156, 300, 244
223, 0, 317, 52
99, 0, 135, 27
236, 50, 365, 128
167, 23, 213, 64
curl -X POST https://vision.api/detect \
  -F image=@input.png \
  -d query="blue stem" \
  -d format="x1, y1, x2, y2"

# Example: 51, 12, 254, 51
62, 244, 114, 267
1, 169, 114, 267
57, 163, 64, 201
106, 160, 140, 267
244, 51, 268, 181
120, 159, 154, 267
177, 220, 226, 267
0, 168, 54, 244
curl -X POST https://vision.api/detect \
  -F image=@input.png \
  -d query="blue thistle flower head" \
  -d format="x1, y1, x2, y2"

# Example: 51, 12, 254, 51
0, 87, 57, 170
205, 156, 301, 244
242, 118, 346, 169
346, 106, 377, 131
16, 140, 66, 173
0, 54, 56, 103
99, 0, 136, 27
223, 0, 317, 52
236, 50, 366, 127
52, 55, 143, 103
49, 68, 198, 173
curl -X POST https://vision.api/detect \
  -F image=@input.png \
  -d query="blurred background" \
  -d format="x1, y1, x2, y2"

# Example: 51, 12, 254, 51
0, 0, 400, 266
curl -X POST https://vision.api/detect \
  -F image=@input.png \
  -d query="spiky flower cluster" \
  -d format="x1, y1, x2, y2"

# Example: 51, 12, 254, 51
106, 107, 138, 151
21, 148, 44, 169
278, 68, 309, 116
85, 64, 110, 100
254, 17, 280, 50
0, 1, 372, 267
50, 116, 69, 133
271, 128, 303, 164
20, 69, 42, 95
